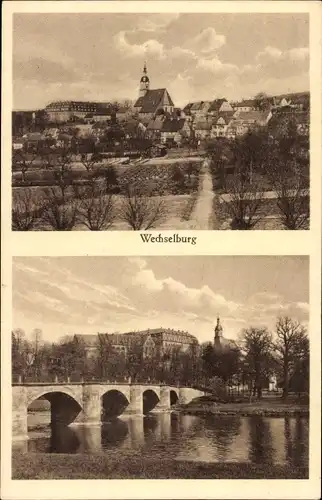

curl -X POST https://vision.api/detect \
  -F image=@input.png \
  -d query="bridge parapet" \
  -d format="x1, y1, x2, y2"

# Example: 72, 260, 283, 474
12, 383, 204, 440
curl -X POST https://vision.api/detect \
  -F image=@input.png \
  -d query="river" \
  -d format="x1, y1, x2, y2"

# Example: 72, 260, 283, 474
13, 411, 308, 468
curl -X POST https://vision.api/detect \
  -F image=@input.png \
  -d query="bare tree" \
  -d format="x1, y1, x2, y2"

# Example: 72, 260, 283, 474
274, 316, 308, 400
78, 186, 116, 231
41, 187, 79, 231
51, 149, 74, 202
12, 150, 38, 184
79, 152, 102, 173
240, 327, 273, 399
220, 172, 266, 229
269, 162, 309, 230
119, 185, 168, 230
12, 188, 44, 231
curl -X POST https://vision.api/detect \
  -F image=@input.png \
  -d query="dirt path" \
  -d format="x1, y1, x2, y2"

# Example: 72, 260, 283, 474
184, 159, 214, 230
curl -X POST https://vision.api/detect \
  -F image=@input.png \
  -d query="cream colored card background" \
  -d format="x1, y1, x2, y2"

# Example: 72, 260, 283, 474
1, 1, 321, 499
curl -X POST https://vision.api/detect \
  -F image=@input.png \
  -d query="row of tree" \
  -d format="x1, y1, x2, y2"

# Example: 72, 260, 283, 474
12, 316, 309, 400
12, 148, 202, 231
207, 123, 309, 230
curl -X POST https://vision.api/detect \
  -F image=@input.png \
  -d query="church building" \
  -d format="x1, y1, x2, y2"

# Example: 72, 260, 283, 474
133, 63, 175, 121
213, 316, 237, 351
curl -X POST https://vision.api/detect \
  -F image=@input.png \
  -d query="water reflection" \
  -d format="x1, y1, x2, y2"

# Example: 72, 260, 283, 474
21, 413, 308, 467
248, 416, 274, 464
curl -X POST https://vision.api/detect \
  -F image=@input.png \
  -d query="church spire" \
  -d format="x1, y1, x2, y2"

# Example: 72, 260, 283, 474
139, 60, 150, 97
214, 315, 223, 338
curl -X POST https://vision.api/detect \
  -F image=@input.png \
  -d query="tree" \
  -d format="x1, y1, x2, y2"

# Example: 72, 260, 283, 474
221, 172, 266, 230
78, 187, 116, 231
254, 92, 271, 111
274, 316, 308, 399
104, 166, 119, 193
12, 329, 27, 380
12, 188, 44, 231
80, 152, 102, 173
52, 150, 73, 202
171, 165, 186, 193
290, 334, 309, 397
240, 327, 273, 399
31, 328, 43, 380
119, 185, 168, 230
268, 161, 309, 230
12, 150, 38, 184
41, 187, 79, 231
214, 347, 241, 387
234, 129, 269, 182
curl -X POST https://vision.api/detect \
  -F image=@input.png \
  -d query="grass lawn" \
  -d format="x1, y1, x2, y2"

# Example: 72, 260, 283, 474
12, 451, 308, 479
179, 394, 309, 417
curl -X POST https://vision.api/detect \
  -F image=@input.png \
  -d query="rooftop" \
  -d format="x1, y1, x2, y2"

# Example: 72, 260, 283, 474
134, 89, 174, 114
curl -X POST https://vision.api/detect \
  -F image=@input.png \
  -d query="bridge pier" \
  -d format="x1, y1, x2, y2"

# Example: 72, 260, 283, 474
154, 387, 170, 411
74, 385, 102, 425
122, 386, 143, 415
12, 386, 28, 440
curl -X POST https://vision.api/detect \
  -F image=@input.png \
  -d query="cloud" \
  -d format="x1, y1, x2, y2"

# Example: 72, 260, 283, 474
196, 56, 238, 75
185, 27, 226, 54
289, 47, 309, 61
257, 46, 283, 60
114, 31, 165, 59
131, 259, 240, 316
257, 45, 309, 63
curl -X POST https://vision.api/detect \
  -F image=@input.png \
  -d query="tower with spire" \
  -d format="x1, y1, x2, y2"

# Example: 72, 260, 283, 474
214, 316, 223, 349
139, 61, 150, 98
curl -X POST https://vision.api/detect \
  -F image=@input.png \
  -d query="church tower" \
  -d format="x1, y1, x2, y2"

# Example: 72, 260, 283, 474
139, 61, 150, 98
214, 316, 223, 349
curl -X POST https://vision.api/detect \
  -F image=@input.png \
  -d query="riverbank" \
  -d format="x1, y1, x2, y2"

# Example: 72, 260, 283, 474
175, 397, 309, 418
12, 451, 308, 479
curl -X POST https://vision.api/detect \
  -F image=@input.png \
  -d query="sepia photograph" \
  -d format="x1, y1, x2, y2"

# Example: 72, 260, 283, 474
12, 256, 309, 479
11, 12, 310, 231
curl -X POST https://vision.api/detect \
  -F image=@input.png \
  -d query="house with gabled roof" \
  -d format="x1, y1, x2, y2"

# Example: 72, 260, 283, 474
194, 120, 212, 140
208, 98, 233, 115
211, 111, 235, 138
160, 118, 191, 145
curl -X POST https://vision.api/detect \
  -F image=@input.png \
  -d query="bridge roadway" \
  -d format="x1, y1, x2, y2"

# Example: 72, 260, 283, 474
12, 382, 204, 440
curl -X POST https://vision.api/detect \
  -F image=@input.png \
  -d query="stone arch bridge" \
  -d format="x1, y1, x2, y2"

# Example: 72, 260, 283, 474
12, 382, 204, 440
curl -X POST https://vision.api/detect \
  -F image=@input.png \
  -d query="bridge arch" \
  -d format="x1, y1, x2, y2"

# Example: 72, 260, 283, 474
142, 389, 160, 414
170, 389, 179, 406
101, 389, 130, 420
27, 390, 83, 428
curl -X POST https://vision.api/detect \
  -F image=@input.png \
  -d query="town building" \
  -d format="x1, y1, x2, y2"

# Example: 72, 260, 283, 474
193, 120, 212, 140
146, 115, 191, 146
208, 98, 234, 115
133, 63, 175, 120
45, 101, 112, 123
233, 99, 256, 113
211, 112, 235, 138
73, 328, 199, 360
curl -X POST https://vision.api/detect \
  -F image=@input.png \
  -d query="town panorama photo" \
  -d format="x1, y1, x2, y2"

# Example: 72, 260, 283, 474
12, 13, 310, 231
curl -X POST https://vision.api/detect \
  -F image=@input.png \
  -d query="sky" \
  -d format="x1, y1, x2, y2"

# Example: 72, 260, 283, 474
13, 13, 309, 110
13, 256, 309, 344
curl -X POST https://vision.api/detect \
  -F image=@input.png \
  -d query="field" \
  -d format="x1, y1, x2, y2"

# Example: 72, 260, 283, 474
12, 157, 204, 231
